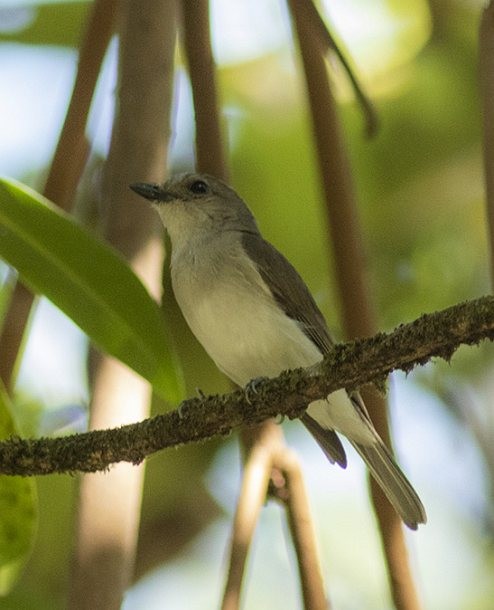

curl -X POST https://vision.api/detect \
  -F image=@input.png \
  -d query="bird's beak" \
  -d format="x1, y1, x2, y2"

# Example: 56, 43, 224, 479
129, 182, 174, 202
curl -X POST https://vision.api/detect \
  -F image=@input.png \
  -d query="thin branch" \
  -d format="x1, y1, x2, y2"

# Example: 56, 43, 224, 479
274, 448, 329, 610
221, 425, 275, 610
480, 1, 494, 288
0, 282, 33, 389
301, 0, 378, 137
377, 510, 422, 610
45, 0, 117, 210
288, 2, 420, 608
287, 0, 373, 339
222, 421, 328, 610
181, 0, 228, 178
0, 295, 492, 476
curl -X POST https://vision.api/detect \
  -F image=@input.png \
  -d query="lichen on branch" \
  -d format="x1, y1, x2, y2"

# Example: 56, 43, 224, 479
1, 295, 493, 477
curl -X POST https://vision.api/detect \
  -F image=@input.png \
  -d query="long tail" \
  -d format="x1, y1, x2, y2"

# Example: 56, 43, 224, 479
303, 409, 427, 529
350, 437, 427, 530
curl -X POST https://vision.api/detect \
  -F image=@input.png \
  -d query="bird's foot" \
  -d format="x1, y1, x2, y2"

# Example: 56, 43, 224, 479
177, 402, 186, 419
195, 387, 207, 400
244, 376, 269, 404
177, 388, 206, 419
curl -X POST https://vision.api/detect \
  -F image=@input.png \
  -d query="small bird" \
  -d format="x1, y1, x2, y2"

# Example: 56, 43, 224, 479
130, 173, 426, 529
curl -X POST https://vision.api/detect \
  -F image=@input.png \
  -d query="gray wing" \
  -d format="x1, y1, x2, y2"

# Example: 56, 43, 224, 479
240, 232, 333, 354
241, 232, 346, 467
241, 234, 426, 526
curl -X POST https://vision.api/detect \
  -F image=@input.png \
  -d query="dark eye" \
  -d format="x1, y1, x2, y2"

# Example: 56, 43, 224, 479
188, 180, 209, 195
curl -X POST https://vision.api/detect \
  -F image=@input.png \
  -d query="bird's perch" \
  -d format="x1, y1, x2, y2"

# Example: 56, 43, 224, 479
0, 295, 492, 476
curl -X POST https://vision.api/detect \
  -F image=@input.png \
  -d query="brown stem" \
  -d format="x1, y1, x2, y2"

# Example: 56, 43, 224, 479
221, 424, 276, 610
180, 0, 228, 178
67, 2, 177, 609
222, 420, 327, 610
480, 2, 494, 288
45, 0, 117, 209
287, 1, 421, 608
288, 0, 373, 339
301, 0, 378, 137
0, 282, 34, 388
274, 448, 329, 610
0, 0, 116, 390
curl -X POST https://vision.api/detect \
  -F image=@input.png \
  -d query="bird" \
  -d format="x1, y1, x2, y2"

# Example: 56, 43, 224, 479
130, 172, 426, 529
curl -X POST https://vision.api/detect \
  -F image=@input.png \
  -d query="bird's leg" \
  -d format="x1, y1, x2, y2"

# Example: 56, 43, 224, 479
243, 376, 269, 405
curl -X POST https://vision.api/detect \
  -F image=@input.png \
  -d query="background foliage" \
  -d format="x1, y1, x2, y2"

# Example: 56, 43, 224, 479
0, 1, 493, 608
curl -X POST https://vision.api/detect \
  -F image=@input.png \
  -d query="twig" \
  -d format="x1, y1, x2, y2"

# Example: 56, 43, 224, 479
287, 0, 372, 337
301, 0, 378, 137
180, 0, 228, 178
480, 2, 494, 288
221, 425, 276, 610
222, 421, 328, 610
274, 448, 329, 610
45, 0, 117, 210
0, 295, 493, 476
287, 2, 420, 607
375, 505, 422, 610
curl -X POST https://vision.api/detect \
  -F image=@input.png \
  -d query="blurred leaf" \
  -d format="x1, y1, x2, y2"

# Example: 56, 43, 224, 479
0, 178, 184, 403
0, 2, 90, 48
320, 0, 432, 91
0, 383, 37, 596
1, 475, 77, 610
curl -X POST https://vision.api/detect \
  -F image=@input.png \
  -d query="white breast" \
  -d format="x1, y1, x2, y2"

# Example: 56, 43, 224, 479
170, 240, 322, 386
170, 236, 376, 445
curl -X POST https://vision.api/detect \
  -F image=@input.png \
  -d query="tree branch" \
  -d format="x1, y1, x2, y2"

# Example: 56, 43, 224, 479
480, 2, 494, 287
273, 447, 328, 610
66, 2, 176, 609
299, 0, 378, 137
1, 296, 493, 476
221, 424, 275, 610
180, 0, 228, 178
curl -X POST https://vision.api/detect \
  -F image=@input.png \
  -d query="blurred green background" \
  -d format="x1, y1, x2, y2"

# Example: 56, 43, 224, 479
1, 0, 493, 608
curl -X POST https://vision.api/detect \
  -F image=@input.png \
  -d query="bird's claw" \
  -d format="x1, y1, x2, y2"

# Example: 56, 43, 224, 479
244, 376, 269, 405
195, 387, 206, 399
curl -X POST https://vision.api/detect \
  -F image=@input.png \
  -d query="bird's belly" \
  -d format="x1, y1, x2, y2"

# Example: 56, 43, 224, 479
176, 285, 322, 387
173, 272, 375, 444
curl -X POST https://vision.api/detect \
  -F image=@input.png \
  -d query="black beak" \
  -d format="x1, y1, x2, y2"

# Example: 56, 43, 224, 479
129, 182, 170, 202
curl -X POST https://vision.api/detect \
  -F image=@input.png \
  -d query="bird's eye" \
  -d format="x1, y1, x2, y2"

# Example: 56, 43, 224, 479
188, 180, 209, 195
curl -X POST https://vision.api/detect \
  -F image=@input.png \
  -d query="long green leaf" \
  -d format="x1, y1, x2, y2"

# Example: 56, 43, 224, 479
0, 177, 183, 402
0, 383, 37, 595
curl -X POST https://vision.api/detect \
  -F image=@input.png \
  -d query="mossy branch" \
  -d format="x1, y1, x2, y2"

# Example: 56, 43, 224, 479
1, 295, 493, 476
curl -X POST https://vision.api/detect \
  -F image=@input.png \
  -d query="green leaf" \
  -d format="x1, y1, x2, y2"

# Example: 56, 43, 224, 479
0, 177, 184, 402
0, 384, 37, 595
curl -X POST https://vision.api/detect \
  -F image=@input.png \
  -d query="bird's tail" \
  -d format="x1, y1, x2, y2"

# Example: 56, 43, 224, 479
301, 413, 347, 467
350, 437, 427, 530
304, 391, 426, 529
